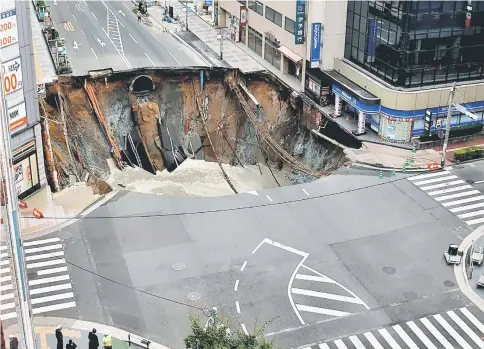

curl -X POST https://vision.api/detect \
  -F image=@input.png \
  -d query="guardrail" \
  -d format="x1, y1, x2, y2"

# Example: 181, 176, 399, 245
128, 333, 151, 349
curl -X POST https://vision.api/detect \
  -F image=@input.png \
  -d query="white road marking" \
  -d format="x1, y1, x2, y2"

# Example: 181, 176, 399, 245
30, 283, 72, 295
29, 274, 70, 286
235, 301, 240, 314
124, 3, 130, 10
379, 328, 402, 349
427, 185, 473, 196
413, 175, 458, 186
234, 280, 239, 291
434, 314, 472, 349
0, 267, 9, 275
466, 217, 484, 225
241, 324, 248, 335
458, 209, 484, 219
266, 195, 273, 202
295, 273, 335, 284
0, 275, 11, 283
435, 190, 480, 202
349, 336, 365, 349
129, 33, 138, 43
0, 252, 7, 258
83, 0, 88, 5
291, 288, 364, 304
25, 251, 64, 261
38, 266, 69, 276
450, 202, 484, 213
168, 51, 182, 66
302, 189, 310, 196
442, 195, 484, 207
1, 260, 10, 266
409, 171, 451, 181
406, 320, 438, 349
150, 32, 160, 43
81, 29, 87, 39
393, 324, 418, 349
30, 292, 74, 305
0, 302, 15, 311
32, 301, 76, 314
420, 317, 454, 349
460, 308, 484, 333
27, 259, 66, 269
475, 180, 484, 184
23, 237, 60, 247
0, 312, 17, 320
296, 304, 350, 317
0, 245, 5, 250
73, 14, 77, 22
252, 238, 308, 257
420, 180, 466, 191
25, 244, 63, 254
240, 261, 247, 272
92, 12, 97, 20
91, 48, 99, 60
447, 310, 484, 348
144, 53, 156, 67
2, 284, 14, 291
364, 333, 384, 349
334, 339, 348, 349
469, 163, 476, 167
0, 292, 14, 301
318, 344, 330, 349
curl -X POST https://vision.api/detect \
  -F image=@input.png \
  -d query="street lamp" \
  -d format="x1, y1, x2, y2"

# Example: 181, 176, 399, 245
216, 26, 227, 60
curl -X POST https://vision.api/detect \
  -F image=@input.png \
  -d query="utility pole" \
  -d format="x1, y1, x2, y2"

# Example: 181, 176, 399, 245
0, 53, 36, 349
441, 82, 457, 169
185, 0, 188, 30
219, 27, 223, 60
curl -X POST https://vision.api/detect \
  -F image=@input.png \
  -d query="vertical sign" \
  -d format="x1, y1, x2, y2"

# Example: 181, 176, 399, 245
8, 102, 27, 133
465, 1, 472, 28
310, 23, 321, 68
367, 19, 377, 61
0, 9, 18, 48
295, 0, 305, 45
424, 109, 432, 136
2, 57, 23, 95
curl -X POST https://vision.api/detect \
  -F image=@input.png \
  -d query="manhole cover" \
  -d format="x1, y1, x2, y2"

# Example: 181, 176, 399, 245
382, 266, 396, 275
187, 292, 201, 301
444, 280, 455, 288
403, 291, 418, 301
466, 179, 475, 184
172, 262, 186, 271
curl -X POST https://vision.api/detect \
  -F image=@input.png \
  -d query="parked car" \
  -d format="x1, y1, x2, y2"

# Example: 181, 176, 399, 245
477, 274, 484, 288
472, 246, 484, 266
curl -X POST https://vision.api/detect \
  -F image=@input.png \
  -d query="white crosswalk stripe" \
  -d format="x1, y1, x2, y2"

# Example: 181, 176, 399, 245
290, 264, 369, 323
301, 306, 484, 349
0, 237, 76, 321
409, 170, 484, 226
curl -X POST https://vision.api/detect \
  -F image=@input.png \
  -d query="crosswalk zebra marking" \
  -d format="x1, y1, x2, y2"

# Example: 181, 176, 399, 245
291, 288, 366, 304
461, 307, 484, 333
393, 324, 419, 349
333, 339, 348, 349
409, 171, 451, 181
29, 274, 70, 286
348, 335, 365, 349
420, 317, 454, 349
23, 237, 61, 247
24, 244, 63, 254
30, 292, 74, 305
435, 190, 480, 201
427, 184, 473, 196
433, 313, 472, 349
442, 195, 484, 207
413, 175, 458, 186
447, 310, 484, 349
420, 179, 465, 191
37, 266, 69, 275
363, 332, 384, 349
295, 274, 335, 284
450, 202, 484, 213
26, 258, 66, 269
296, 304, 350, 317
457, 209, 484, 219
317, 344, 330, 349
29, 283, 72, 295
25, 251, 64, 261
466, 217, 484, 225
31, 301, 76, 315
379, 328, 402, 349
406, 320, 438, 349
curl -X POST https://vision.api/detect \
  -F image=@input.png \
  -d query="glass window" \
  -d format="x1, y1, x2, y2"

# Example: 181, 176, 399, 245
265, 6, 282, 26
248, 1, 263, 15
285, 17, 295, 34
264, 39, 281, 68
248, 26, 262, 56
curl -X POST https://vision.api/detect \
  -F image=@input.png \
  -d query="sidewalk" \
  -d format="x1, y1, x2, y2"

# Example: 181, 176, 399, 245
433, 138, 484, 162
3, 316, 170, 349
151, 2, 303, 91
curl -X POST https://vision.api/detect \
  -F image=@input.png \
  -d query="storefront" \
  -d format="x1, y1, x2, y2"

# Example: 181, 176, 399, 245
305, 66, 332, 106
12, 139, 40, 199
277, 46, 302, 79
264, 32, 281, 69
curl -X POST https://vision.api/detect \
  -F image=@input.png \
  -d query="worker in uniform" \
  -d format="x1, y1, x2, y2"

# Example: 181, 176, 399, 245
137, 11, 142, 22
103, 333, 112, 349
55, 326, 63, 349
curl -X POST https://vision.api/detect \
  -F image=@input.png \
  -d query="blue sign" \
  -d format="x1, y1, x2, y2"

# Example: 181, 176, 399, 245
367, 19, 377, 59
310, 23, 321, 68
332, 84, 380, 114
295, 0, 306, 45
204, 0, 213, 6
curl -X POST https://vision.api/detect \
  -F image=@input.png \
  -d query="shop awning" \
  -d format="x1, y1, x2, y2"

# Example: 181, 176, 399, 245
277, 46, 302, 63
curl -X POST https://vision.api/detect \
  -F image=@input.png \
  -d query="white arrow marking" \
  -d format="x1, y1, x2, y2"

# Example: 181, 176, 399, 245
96, 37, 106, 47
118, 9, 126, 17
73, 41, 81, 50
76, 4, 84, 11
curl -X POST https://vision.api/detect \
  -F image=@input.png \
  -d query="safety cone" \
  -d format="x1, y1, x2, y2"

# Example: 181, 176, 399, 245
410, 153, 415, 163
402, 166, 407, 173
412, 146, 417, 153
378, 170, 384, 179
404, 161, 410, 167
18, 200, 27, 209
391, 169, 396, 177
32, 208, 44, 219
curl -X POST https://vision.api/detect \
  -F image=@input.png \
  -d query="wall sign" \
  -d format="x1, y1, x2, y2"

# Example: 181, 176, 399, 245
0, 8, 18, 48
367, 18, 377, 61
332, 84, 380, 113
295, 0, 306, 45
310, 23, 321, 68
37, 82, 46, 98
2, 57, 22, 95
8, 102, 27, 133
240, 6, 247, 25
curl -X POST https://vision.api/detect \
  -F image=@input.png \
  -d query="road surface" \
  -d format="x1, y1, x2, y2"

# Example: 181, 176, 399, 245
46, 0, 206, 74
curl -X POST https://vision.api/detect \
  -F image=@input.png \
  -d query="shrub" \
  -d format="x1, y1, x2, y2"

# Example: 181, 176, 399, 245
419, 123, 484, 142
453, 146, 484, 162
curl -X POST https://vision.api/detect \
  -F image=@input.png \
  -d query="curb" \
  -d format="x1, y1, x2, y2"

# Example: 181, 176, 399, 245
350, 162, 430, 173
22, 190, 120, 240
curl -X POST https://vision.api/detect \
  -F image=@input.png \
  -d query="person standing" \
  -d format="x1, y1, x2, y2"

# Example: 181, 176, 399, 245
137, 11, 142, 22
88, 329, 99, 349
66, 340, 77, 349
55, 326, 63, 349
102, 333, 112, 349
8, 336, 18, 349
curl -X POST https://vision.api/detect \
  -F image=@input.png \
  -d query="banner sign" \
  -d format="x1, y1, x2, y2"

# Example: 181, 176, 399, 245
37, 82, 46, 98
367, 18, 377, 60
8, 102, 27, 133
310, 23, 321, 68
295, 0, 305, 45
0, 9, 18, 48
240, 6, 247, 25
2, 57, 23, 95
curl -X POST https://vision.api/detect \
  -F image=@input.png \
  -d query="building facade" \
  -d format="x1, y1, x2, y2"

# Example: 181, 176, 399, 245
1, 0, 46, 198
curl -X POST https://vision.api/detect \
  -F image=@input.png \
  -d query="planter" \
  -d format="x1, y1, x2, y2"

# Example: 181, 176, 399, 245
414, 132, 484, 150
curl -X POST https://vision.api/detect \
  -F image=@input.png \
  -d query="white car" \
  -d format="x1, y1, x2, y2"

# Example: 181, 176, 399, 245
472, 246, 484, 266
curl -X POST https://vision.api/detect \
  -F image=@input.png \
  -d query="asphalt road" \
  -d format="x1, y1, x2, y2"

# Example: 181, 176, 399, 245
29, 171, 479, 349
46, 0, 206, 74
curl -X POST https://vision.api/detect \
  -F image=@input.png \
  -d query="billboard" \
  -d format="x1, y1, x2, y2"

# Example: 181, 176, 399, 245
8, 102, 27, 133
2, 57, 22, 95
310, 23, 321, 68
367, 18, 377, 61
0, 9, 18, 48
295, 0, 305, 45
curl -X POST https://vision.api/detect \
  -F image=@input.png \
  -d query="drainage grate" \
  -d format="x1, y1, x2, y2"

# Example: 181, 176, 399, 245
466, 179, 475, 184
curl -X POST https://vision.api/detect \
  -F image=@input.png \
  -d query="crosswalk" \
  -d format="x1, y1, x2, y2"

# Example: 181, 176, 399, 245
291, 264, 369, 324
302, 306, 484, 349
0, 237, 77, 321
409, 170, 484, 226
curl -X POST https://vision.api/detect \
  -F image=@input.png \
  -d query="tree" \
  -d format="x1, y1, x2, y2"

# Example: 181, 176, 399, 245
184, 311, 275, 349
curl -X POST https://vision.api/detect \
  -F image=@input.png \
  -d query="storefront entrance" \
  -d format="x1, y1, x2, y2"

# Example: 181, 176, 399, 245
13, 139, 41, 199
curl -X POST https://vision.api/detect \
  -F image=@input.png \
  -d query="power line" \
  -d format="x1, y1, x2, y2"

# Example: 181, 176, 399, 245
19, 170, 429, 220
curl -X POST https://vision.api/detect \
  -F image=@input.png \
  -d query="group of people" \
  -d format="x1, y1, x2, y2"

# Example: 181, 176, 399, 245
55, 326, 113, 349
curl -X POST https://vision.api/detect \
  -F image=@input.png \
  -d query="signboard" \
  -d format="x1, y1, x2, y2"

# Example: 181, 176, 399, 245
367, 19, 377, 61
0, 9, 18, 48
424, 109, 432, 135
14, 159, 30, 196
310, 23, 321, 68
240, 6, 247, 25
295, 0, 305, 45
453, 103, 478, 120
2, 57, 22, 95
465, 0, 472, 28
37, 82, 46, 98
8, 102, 27, 133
